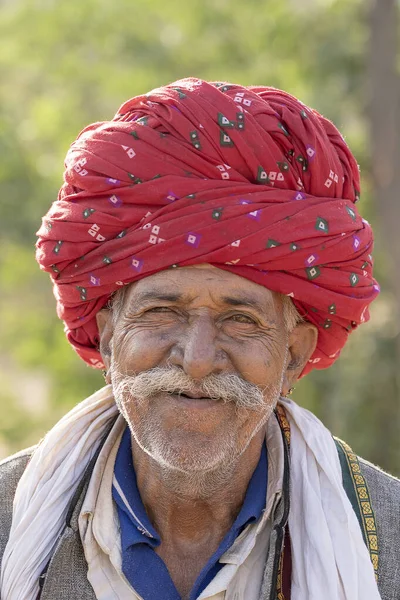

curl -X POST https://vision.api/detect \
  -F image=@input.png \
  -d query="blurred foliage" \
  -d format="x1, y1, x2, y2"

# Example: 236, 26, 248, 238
0, 0, 399, 474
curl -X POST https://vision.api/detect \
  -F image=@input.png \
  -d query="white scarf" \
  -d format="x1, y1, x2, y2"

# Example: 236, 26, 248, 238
0, 387, 381, 600
280, 398, 381, 600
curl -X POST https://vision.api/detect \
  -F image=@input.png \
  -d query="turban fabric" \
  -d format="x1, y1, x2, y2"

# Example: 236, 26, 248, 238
36, 78, 379, 376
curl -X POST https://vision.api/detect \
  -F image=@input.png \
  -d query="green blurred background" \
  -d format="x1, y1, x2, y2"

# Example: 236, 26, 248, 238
1, 0, 399, 475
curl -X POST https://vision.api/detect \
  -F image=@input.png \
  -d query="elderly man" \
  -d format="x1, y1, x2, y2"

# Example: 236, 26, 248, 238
0, 79, 399, 600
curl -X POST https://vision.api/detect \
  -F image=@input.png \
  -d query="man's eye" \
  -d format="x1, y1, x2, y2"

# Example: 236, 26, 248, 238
229, 314, 256, 324
146, 306, 173, 313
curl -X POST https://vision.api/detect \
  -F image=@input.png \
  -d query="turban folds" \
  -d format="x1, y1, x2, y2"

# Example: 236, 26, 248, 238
36, 78, 379, 376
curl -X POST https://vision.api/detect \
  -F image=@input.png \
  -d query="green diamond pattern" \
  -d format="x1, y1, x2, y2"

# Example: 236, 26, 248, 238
296, 155, 308, 172
172, 88, 187, 99
306, 266, 321, 280
328, 303, 336, 314
218, 113, 235, 128
290, 243, 300, 251
103, 256, 112, 265
236, 113, 245, 130
315, 217, 329, 233
190, 131, 201, 150
278, 122, 289, 136
220, 130, 234, 147
82, 208, 95, 219
277, 161, 289, 172
266, 239, 281, 248
53, 240, 63, 254
346, 206, 356, 221
257, 166, 269, 184
350, 273, 359, 287
76, 286, 87, 301
128, 174, 142, 184
212, 208, 223, 220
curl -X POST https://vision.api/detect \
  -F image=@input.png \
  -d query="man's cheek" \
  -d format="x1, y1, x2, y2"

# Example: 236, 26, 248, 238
114, 330, 165, 371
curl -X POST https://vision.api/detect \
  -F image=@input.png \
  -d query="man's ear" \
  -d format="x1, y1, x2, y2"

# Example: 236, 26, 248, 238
281, 322, 318, 396
96, 309, 114, 377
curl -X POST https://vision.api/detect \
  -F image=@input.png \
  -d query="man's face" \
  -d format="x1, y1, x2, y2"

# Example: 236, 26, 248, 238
102, 265, 293, 474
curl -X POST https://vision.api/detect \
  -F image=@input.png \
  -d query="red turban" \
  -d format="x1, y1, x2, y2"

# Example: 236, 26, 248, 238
36, 78, 379, 376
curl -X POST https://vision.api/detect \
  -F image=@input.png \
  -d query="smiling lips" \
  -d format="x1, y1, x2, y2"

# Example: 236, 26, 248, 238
171, 391, 216, 400
166, 391, 222, 408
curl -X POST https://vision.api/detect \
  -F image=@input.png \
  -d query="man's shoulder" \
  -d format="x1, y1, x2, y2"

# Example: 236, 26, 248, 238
358, 456, 400, 599
358, 455, 400, 527
334, 437, 400, 511
359, 455, 400, 495
0, 445, 36, 484
0, 446, 36, 566
0, 445, 37, 518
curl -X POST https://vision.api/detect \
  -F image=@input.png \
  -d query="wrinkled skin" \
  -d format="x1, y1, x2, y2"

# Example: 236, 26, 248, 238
97, 265, 317, 599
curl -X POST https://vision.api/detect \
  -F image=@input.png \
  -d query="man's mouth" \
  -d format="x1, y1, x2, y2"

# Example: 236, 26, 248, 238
165, 391, 222, 408
177, 391, 212, 400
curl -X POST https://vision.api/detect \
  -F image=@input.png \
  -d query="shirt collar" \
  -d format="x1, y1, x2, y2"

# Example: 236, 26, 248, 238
112, 427, 160, 550
112, 426, 268, 553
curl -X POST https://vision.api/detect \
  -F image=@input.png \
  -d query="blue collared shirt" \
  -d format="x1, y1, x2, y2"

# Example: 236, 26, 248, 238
112, 427, 268, 600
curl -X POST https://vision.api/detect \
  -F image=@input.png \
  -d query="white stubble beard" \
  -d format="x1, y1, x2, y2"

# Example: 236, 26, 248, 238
110, 349, 287, 493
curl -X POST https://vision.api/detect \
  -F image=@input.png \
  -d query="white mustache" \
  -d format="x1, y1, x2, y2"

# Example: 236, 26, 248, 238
112, 366, 271, 410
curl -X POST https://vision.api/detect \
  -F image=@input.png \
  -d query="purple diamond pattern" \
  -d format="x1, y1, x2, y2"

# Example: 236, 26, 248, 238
89, 274, 100, 286
131, 257, 144, 272
247, 209, 261, 220
305, 253, 318, 266
166, 191, 179, 202
306, 144, 316, 161
109, 194, 123, 208
186, 232, 202, 248
293, 192, 306, 201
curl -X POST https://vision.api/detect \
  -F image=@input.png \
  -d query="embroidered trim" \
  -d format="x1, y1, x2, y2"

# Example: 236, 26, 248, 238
275, 404, 291, 448
276, 548, 286, 600
334, 438, 379, 580
276, 555, 285, 600
275, 404, 290, 600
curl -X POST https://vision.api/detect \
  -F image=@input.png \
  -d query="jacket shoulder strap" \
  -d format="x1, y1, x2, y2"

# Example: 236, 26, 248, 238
334, 437, 379, 580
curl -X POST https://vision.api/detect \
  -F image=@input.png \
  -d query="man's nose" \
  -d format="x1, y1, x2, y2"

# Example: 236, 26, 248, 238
180, 316, 223, 380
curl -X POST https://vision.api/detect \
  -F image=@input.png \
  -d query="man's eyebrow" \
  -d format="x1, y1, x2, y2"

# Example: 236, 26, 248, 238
132, 291, 182, 304
221, 295, 269, 313
130, 290, 271, 313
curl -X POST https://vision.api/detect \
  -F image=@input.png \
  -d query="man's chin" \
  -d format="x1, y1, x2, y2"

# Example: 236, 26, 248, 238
136, 430, 239, 474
